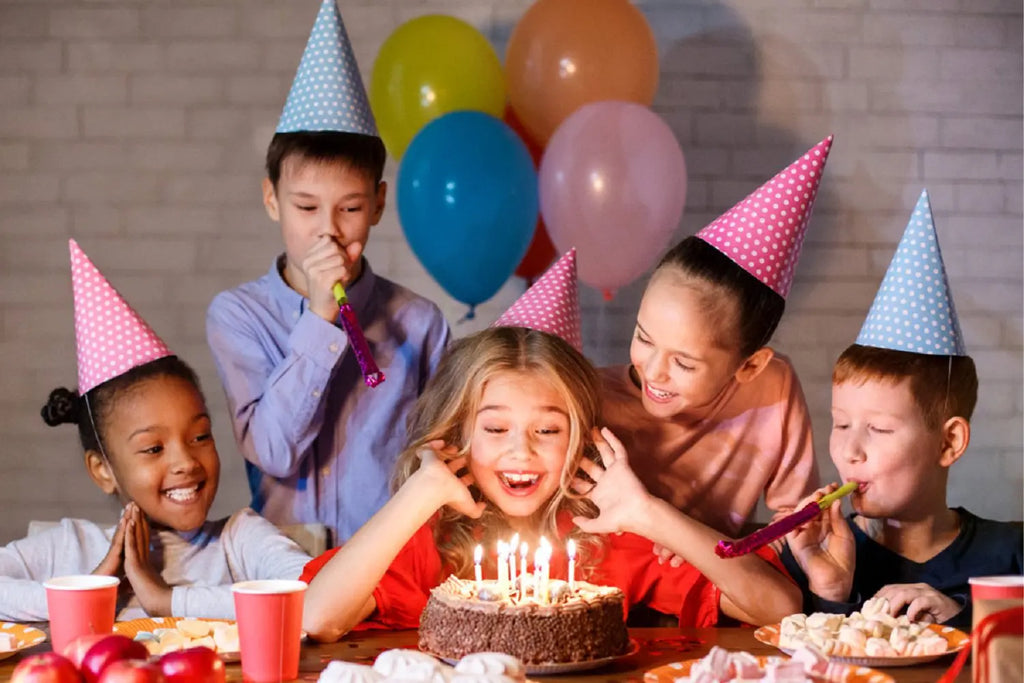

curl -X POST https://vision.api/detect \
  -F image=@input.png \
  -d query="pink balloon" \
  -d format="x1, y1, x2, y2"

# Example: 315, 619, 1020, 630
539, 102, 687, 295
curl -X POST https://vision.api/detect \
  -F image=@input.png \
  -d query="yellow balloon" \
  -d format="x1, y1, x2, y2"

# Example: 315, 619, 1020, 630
370, 15, 506, 159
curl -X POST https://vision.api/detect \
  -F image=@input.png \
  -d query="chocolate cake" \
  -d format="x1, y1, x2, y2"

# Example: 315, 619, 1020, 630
419, 576, 629, 664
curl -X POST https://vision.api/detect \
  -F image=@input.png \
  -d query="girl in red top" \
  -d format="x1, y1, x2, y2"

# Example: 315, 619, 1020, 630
301, 326, 800, 642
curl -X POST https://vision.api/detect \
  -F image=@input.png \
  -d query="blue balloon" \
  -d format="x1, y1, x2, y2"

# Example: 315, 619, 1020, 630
398, 111, 538, 308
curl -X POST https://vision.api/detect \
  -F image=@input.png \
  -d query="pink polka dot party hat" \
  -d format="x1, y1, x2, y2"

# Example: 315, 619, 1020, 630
69, 239, 173, 394
494, 249, 582, 352
696, 135, 833, 299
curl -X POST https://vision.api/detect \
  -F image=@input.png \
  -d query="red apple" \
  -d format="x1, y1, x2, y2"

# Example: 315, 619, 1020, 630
159, 647, 225, 683
11, 652, 82, 683
96, 660, 164, 683
62, 634, 111, 670
79, 636, 150, 683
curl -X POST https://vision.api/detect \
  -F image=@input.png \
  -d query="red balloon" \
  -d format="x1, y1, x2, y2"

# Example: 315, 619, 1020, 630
504, 107, 555, 280
503, 106, 543, 165
515, 222, 556, 281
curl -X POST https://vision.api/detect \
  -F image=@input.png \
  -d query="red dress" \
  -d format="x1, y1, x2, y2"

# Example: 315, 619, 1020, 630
300, 522, 790, 630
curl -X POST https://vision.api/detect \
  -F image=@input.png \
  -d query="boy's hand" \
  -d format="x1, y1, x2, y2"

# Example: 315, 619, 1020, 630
872, 583, 962, 624
414, 441, 485, 519
123, 504, 172, 616
785, 484, 855, 602
573, 427, 653, 536
302, 236, 358, 322
92, 507, 127, 577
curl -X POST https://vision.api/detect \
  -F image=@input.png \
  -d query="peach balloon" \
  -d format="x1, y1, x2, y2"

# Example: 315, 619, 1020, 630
506, 0, 658, 146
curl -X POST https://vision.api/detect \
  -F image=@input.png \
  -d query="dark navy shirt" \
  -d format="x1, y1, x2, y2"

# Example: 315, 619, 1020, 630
781, 508, 1023, 629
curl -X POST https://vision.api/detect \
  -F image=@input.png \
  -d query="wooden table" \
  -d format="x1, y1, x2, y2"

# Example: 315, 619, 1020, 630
0, 627, 967, 682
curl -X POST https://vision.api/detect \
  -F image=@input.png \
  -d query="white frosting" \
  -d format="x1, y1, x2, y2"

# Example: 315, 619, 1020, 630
454, 653, 525, 682
373, 650, 450, 683
449, 675, 518, 683
0, 633, 16, 652
319, 661, 384, 683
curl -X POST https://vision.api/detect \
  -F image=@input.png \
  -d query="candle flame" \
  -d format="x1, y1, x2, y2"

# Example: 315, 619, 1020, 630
520, 541, 528, 558
567, 539, 576, 559
474, 544, 483, 563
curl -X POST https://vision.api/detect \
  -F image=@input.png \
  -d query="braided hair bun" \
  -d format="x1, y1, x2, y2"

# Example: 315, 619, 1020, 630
41, 387, 81, 427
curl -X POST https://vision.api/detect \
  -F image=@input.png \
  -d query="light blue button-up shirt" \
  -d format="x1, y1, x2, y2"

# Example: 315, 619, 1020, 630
206, 257, 450, 544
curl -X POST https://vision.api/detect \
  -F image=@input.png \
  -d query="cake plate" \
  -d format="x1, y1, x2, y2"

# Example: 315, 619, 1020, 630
431, 638, 639, 676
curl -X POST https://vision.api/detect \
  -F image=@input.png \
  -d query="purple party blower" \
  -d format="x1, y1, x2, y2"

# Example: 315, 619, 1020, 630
333, 283, 385, 388
714, 482, 858, 559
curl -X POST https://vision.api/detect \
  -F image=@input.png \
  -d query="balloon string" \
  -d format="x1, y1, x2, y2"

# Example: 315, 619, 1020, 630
458, 305, 476, 323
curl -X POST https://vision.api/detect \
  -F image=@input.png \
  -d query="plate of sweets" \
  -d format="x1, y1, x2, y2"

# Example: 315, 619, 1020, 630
113, 617, 239, 662
644, 645, 895, 683
321, 649, 546, 683
0, 622, 47, 661
754, 598, 970, 667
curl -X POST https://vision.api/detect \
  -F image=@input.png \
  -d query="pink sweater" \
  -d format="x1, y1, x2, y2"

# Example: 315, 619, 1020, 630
599, 353, 819, 537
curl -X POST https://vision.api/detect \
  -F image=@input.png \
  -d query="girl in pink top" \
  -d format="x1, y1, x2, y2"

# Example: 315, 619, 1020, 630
601, 138, 833, 537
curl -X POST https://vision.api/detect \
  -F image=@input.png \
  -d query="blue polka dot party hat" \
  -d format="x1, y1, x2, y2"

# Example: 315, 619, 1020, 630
277, 0, 377, 136
856, 189, 966, 356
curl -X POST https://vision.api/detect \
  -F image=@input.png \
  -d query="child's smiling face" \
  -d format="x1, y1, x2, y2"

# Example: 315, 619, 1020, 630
468, 370, 572, 519
264, 155, 386, 291
629, 269, 748, 420
92, 374, 220, 533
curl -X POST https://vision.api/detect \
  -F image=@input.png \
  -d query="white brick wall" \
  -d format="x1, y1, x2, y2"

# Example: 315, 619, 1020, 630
0, 0, 1019, 543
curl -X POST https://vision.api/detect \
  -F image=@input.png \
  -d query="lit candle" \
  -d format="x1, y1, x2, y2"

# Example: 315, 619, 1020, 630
474, 544, 483, 591
567, 539, 576, 592
497, 541, 509, 593
509, 533, 519, 590
520, 542, 529, 597
538, 537, 552, 603
533, 545, 543, 602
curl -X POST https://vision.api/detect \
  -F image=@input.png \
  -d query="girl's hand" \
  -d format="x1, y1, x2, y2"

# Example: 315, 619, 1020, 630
572, 427, 653, 536
414, 441, 485, 519
123, 504, 172, 616
872, 583, 962, 624
784, 485, 855, 602
92, 507, 127, 577
652, 543, 685, 568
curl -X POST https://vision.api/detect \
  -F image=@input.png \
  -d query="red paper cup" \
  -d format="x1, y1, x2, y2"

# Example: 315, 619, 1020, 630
232, 579, 307, 682
969, 576, 1024, 683
43, 575, 119, 653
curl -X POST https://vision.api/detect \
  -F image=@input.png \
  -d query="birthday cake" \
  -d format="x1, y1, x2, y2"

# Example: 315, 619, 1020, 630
418, 576, 629, 664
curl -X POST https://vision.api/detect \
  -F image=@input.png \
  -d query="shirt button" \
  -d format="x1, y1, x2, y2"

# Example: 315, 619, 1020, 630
329, 343, 339, 353
312, 390, 321, 398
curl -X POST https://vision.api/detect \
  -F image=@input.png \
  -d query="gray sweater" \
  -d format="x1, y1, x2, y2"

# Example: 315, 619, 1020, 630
0, 507, 310, 621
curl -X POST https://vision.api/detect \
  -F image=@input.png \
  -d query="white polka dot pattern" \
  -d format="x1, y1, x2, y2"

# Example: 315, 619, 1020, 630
277, 0, 377, 135
696, 135, 833, 299
494, 249, 582, 352
856, 189, 966, 356
69, 239, 172, 394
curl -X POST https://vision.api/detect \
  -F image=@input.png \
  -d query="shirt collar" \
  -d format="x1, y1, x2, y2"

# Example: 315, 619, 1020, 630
268, 254, 378, 317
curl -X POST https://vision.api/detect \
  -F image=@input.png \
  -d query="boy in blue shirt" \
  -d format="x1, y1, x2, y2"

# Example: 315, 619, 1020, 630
207, 0, 450, 545
782, 190, 1022, 630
